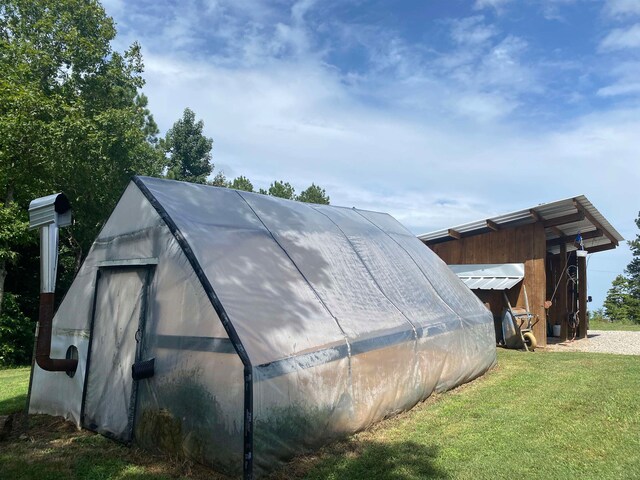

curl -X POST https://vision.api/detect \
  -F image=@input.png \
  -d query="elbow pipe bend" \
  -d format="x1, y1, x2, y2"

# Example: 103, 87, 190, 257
35, 292, 78, 373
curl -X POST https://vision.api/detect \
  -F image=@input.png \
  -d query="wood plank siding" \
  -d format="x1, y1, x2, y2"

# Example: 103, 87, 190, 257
429, 223, 548, 346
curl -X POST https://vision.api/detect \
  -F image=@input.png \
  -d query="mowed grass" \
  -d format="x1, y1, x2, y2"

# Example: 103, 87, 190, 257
0, 366, 30, 415
1, 350, 640, 480
589, 319, 640, 331
274, 349, 640, 480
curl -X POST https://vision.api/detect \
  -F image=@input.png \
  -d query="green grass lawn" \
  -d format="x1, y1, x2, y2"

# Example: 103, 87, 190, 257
0, 366, 30, 415
2, 350, 640, 480
589, 318, 640, 331
288, 350, 640, 479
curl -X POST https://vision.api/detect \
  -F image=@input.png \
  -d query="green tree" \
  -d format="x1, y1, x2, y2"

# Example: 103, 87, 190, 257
626, 213, 640, 298
0, 292, 33, 365
229, 176, 254, 192
268, 181, 295, 200
162, 108, 213, 184
208, 171, 227, 187
604, 212, 640, 323
297, 183, 330, 204
0, 0, 163, 329
604, 275, 634, 322
0, 202, 29, 315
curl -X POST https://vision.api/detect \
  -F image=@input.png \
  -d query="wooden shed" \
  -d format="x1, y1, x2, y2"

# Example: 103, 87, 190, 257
419, 196, 624, 347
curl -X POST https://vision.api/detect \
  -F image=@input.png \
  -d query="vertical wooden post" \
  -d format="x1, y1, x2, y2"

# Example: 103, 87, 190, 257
558, 244, 568, 341
578, 254, 588, 339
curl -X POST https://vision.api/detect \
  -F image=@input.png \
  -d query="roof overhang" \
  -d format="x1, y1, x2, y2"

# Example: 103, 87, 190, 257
450, 263, 524, 290
419, 195, 624, 255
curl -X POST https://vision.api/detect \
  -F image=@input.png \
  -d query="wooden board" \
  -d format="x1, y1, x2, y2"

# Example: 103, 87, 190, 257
429, 223, 548, 346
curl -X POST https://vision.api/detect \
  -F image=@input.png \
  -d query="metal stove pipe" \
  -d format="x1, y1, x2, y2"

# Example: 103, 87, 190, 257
28, 193, 77, 373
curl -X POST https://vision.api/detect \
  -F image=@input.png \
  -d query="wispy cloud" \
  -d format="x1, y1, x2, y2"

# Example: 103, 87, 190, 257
598, 81, 640, 96
539, 0, 578, 21
100, 0, 639, 305
597, 61, 640, 97
599, 23, 640, 51
473, 0, 512, 13
603, 0, 640, 18
449, 16, 498, 46
432, 18, 539, 120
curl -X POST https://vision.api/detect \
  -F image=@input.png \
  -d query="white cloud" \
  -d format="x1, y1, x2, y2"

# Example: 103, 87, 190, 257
101, 0, 125, 16
140, 49, 640, 228
598, 82, 640, 96
603, 0, 640, 18
599, 23, 640, 51
433, 22, 538, 119
539, 0, 577, 21
449, 16, 498, 46
473, 0, 512, 12
451, 93, 518, 120
101, 1, 637, 307
477, 36, 537, 91
597, 62, 640, 96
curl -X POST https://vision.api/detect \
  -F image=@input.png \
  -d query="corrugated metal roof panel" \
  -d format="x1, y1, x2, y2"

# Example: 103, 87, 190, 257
450, 263, 524, 291
462, 277, 522, 290
418, 195, 623, 254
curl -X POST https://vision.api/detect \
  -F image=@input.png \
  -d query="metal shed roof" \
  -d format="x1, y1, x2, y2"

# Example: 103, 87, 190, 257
418, 195, 624, 255
449, 264, 524, 290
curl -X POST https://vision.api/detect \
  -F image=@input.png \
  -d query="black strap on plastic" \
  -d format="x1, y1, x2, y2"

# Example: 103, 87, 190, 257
132, 177, 254, 479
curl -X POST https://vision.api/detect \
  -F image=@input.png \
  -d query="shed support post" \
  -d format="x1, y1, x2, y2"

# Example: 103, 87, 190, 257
578, 254, 588, 339
558, 244, 568, 341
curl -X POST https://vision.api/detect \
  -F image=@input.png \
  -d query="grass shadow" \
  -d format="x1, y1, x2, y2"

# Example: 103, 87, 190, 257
269, 439, 448, 480
0, 414, 230, 480
0, 394, 27, 416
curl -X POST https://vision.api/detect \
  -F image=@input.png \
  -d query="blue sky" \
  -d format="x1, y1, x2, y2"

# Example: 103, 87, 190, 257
102, 0, 640, 308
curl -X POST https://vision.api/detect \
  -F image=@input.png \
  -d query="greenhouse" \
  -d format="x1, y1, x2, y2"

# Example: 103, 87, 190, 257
28, 176, 496, 478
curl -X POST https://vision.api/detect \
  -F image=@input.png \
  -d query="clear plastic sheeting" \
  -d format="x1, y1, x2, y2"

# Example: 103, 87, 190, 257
29, 183, 244, 473
29, 176, 496, 479
83, 267, 146, 441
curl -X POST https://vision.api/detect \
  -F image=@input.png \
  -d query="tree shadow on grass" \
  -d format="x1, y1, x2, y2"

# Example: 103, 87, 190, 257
0, 394, 27, 416
270, 439, 448, 480
0, 415, 229, 480
3, 414, 448, 479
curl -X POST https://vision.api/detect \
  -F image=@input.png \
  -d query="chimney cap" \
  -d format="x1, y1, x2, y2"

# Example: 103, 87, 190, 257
29, 193, 72, 230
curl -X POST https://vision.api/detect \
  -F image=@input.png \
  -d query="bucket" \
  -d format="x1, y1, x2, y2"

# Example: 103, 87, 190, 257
553, 324, 562, 337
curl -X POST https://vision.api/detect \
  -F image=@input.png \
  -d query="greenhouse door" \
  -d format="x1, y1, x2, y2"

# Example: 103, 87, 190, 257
82, 266, 153, 443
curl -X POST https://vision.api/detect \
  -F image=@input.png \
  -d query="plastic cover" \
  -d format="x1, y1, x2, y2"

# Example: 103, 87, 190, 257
30, 177, 496, 478
137, 177, 496, 475
29, 184, 244, 473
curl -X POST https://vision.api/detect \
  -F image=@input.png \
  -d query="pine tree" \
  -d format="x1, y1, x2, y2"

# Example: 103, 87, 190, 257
604, 212, 640, 323
162, 108, 213, 184
297, 184, 330, 204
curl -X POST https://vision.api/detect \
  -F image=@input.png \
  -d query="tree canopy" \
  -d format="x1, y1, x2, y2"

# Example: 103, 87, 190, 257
297, 183, 330, 205
162, 108, 213, 184
604, 212, 640, 323
229, 176, 254, 192
267, 180, 295, 200
0, 0, 164, 353
1, 0, 164, 255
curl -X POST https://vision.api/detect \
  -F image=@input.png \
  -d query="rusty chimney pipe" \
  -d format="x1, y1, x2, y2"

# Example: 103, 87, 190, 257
28, 193, 78, 373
